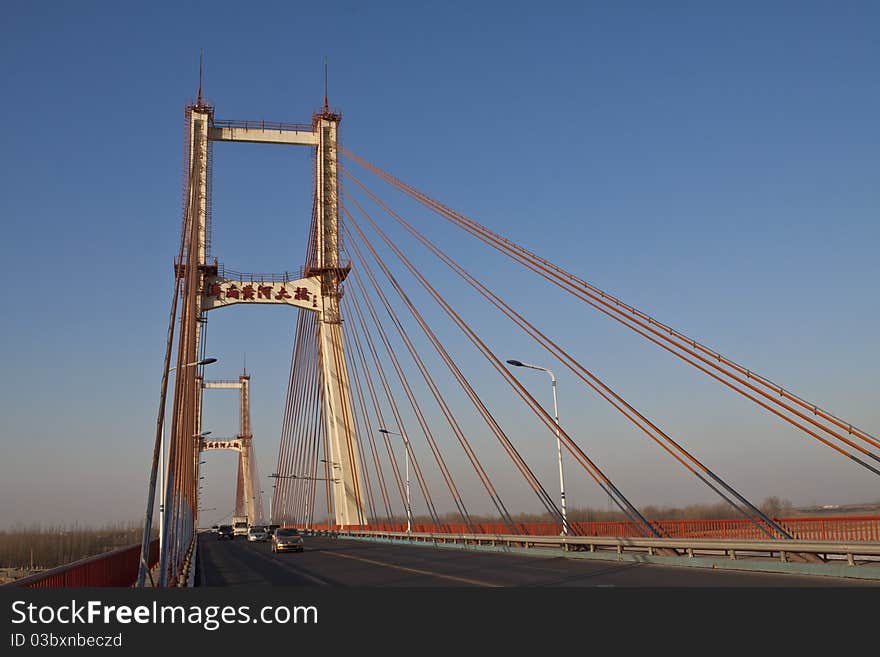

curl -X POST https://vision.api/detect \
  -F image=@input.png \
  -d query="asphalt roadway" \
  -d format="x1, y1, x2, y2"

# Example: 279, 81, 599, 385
196, 533, 880, 587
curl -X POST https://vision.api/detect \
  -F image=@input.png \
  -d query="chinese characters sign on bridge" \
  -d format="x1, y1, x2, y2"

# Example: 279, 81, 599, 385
201, 439, 244, 452
201, 276, 321, 312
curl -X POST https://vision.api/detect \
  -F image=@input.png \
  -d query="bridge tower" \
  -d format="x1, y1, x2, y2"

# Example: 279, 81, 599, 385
310, 108, 367, 526
201, 372, 263, 525
174, 96, 367, 530
234, 371, 258, 523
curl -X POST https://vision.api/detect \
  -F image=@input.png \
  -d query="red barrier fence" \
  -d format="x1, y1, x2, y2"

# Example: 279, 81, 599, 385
5, 539, 159, 588
305, 516, 880, 542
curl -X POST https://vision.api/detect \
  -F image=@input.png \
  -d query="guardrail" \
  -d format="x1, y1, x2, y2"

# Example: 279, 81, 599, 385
305, 516, 880, 542
173, 536, 198, 588
3, 539, 159, 588
335, 528, 880, 567
215, 264, 307, 283
211, 119, 313, 133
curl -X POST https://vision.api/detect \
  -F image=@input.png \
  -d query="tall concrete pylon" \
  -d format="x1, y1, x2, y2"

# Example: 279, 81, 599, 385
312, 110, 367, 526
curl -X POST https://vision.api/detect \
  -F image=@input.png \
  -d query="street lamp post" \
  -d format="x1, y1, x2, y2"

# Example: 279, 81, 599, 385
159, 358, 217, 566
268, 472, 339, 527
269, 483, 275, 525
506, 359, 569, 536
378, 428, 411, 533
160, 425, 210, 587
139, 356, 217, 588
163, 430, 210, 586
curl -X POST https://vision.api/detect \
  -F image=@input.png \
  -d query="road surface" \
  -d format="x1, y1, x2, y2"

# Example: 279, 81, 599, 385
196, 533, 879, 587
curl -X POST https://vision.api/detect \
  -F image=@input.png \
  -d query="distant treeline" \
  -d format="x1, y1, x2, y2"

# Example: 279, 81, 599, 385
0, 522, 156, 570
317, 497, 800, 526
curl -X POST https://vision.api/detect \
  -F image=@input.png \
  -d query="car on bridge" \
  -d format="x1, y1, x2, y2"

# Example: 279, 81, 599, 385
247, 525, 269, 543
271, 527, 304, 553
216, 525, 234, 541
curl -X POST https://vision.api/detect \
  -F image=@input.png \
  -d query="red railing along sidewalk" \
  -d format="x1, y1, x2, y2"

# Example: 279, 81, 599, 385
4, 539, 159, 588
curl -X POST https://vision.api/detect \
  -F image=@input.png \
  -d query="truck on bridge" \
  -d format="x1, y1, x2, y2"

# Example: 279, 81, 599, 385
232, 516, 248, 538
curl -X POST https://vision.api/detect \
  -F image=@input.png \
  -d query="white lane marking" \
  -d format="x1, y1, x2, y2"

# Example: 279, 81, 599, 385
241, 542, 332, 586
324, 550, 500, 587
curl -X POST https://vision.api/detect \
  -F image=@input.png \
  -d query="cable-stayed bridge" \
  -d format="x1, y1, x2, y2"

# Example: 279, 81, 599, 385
9, 89, 879, 589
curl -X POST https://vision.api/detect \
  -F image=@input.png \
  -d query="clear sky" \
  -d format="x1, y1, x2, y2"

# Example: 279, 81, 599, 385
0, 1, 877, 528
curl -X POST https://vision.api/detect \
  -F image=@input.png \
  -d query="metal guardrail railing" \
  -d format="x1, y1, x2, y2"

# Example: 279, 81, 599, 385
173, 535, 198, 588
187, 539, 198, 587
212, 119, 314, 133
307, 516, 880, 543
4, 539, 159, 588
215, 264, 307, 283
335, 529, 880, 566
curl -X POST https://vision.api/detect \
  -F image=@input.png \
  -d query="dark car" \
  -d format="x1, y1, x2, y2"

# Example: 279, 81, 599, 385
267, 524, 281, 536
216, 525, 234, 540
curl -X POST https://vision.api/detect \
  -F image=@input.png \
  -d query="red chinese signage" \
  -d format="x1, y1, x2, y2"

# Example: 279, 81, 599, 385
203, 440, 242, 451
203, 282, 311, 303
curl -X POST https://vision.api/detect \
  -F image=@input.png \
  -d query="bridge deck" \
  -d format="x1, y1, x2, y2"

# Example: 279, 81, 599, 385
196, 534, 879, 587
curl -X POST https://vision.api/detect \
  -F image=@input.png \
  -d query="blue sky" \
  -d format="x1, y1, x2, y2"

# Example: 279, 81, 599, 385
0, 1, 877, 528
